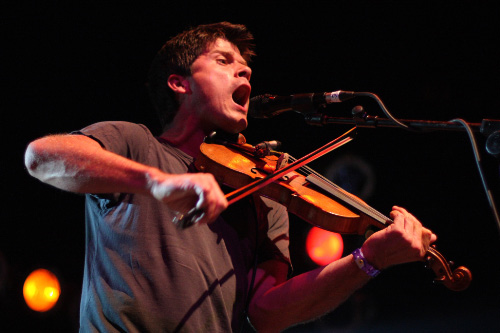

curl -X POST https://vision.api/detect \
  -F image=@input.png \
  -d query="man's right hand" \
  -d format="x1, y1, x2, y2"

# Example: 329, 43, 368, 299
146, 170, 228, 225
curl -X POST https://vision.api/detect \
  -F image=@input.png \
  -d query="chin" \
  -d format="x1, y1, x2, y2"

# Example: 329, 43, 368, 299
234, 117, 249, 133
221, 118, 248, 134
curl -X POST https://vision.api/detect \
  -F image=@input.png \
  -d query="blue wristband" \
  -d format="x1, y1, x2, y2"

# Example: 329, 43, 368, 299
352, 248, 381, 278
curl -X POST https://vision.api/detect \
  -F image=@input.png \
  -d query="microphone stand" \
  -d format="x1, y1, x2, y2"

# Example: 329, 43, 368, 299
305, 111, 486, 132
302, 99, 500, 234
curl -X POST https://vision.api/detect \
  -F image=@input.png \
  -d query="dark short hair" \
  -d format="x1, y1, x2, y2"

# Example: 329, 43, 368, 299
147, 22, 255, 129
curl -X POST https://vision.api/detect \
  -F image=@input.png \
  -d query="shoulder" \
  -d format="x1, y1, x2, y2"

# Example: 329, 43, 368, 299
76, 121, 156, 161
78, 121, 153, 140
256, 196, 289, 225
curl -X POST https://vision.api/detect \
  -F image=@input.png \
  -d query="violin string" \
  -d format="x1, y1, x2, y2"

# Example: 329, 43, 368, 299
285, 154, 391, 223
286, 155, 319, 177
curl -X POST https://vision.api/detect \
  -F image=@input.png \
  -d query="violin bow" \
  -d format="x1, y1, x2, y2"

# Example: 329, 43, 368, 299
174, 127, 357, 228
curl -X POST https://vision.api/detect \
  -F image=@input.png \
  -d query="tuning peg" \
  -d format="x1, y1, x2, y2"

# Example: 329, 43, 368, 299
433, 276, 445, 285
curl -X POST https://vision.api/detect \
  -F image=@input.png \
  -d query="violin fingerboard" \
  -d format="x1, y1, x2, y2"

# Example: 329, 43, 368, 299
305, 173, 391, 226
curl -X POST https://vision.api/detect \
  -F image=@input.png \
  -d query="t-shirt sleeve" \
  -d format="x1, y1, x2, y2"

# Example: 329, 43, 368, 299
254, 195, 292, 270
72, 121, 155, 201
73, 121, 153, 164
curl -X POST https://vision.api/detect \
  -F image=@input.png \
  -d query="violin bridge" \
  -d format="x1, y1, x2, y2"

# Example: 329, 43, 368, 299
276, 153, 289, 171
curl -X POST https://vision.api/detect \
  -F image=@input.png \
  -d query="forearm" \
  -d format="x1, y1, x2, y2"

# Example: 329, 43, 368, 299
25, 133, 228, 223
24, 134, 155, 194
249, 207, 437, 332
249, 255, 371, 332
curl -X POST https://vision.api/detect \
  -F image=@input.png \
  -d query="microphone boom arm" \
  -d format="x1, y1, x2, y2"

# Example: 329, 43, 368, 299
304, 110, 500, 237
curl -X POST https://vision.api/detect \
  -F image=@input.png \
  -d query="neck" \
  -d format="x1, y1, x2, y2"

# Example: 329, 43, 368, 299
159, 112, 208, 158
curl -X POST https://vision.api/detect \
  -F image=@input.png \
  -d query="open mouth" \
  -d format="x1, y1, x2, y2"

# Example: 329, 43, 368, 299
232, 84, 251, 108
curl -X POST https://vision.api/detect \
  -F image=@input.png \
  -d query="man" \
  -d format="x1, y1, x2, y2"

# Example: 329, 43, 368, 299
24, 22, 436, 332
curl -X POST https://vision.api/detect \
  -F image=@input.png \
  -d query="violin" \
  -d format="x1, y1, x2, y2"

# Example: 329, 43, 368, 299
186, 130, 472, 291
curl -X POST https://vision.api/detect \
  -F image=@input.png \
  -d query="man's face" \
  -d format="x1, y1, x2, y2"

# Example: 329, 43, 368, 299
185, 38, 252, 134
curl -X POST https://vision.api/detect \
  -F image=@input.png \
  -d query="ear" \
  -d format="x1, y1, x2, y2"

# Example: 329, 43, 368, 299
167, 74, 191, 94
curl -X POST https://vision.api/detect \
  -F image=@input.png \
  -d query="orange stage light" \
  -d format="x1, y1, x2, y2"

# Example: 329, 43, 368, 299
23, 268, 61, 312
306, 227, 344, 266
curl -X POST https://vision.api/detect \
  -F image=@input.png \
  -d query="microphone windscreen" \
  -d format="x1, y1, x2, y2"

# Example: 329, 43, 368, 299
248, 94, 272, 118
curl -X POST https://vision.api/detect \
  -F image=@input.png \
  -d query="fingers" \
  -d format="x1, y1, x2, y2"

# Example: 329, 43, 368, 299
192, 175, 228, 224
393, 206, 437, 244
147, 171, 228, 225
391, 206, 416, 230
429, 230, 438, 243
368, 206, 435, 265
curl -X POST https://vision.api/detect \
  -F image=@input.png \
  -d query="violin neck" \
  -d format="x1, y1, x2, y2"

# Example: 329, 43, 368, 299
305, 173, 391, 228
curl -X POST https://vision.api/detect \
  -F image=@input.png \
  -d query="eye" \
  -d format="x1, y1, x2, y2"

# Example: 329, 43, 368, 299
216, 58, 228, 65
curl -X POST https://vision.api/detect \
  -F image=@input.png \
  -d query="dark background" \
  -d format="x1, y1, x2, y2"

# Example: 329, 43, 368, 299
2, 1, 500, 331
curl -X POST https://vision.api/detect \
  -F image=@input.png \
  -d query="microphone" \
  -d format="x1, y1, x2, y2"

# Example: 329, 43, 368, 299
249, 91, 356, 119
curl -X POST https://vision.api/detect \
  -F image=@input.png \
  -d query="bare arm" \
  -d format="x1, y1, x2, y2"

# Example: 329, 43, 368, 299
24, 134, 227, 224
248, 207, 437, 332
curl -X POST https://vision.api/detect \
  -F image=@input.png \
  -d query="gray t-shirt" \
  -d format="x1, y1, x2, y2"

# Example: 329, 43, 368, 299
76, 121, 290, 332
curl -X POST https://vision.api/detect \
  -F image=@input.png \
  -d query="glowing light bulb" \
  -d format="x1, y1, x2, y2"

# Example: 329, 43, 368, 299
23, 268, 61, 312
306, 227, 344, 266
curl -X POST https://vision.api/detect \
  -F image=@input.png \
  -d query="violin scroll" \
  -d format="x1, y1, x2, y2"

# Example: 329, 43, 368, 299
426, 246, 472, 291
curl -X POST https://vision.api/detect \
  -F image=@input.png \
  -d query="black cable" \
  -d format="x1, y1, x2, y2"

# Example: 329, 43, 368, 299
240, 196, 260, 333
356, 92, 413, 130
360, 93, 500, 233
450, 118, 500, 234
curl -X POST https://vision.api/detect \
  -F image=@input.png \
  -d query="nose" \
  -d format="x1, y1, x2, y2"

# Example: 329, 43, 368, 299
237, 64, 252, 81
